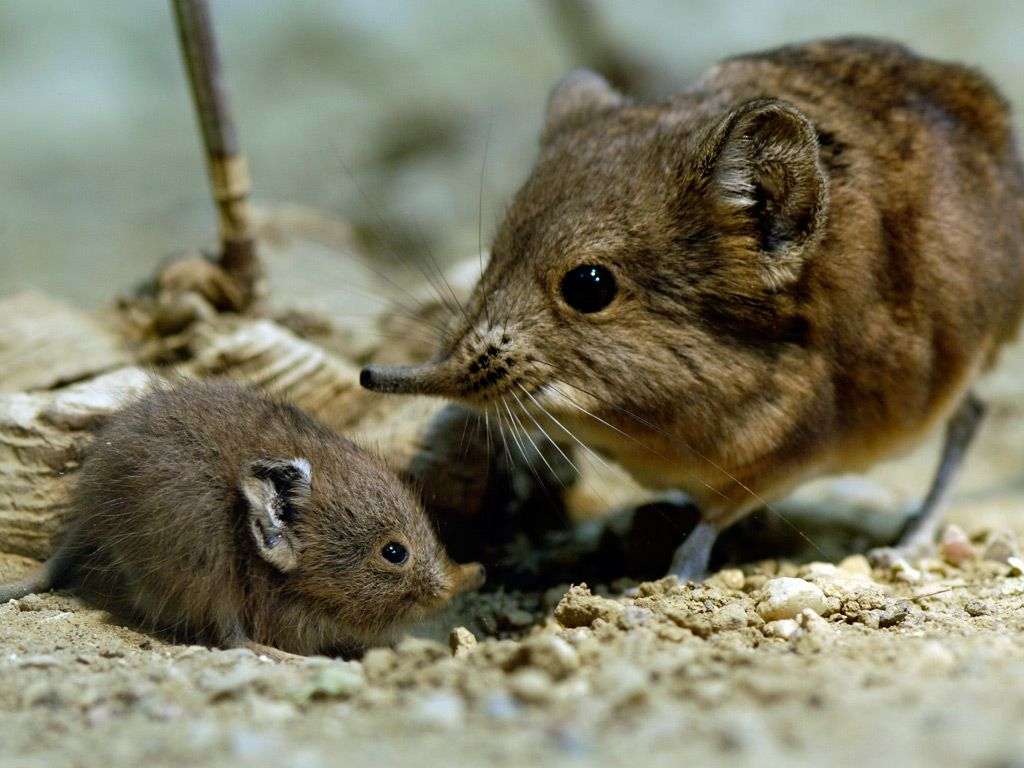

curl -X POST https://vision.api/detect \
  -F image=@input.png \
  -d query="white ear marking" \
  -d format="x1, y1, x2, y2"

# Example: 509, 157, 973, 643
290, 458, 312, 484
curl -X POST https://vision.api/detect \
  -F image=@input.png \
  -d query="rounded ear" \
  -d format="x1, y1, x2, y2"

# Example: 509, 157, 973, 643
543, 69, 624, 142
240, 456, 312, 573
710, 98, 828, 287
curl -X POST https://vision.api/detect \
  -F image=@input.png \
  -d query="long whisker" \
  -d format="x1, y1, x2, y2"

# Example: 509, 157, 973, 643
507, 394, 564, 487
478, 110, 493, 327
500, 396, 546, 488
492, 405, 517, 480
517, 383, 611, 474
510, 388, 581, 480
545, 382, 731, 506
327, 142, 464, 323
551, 377, 826, 556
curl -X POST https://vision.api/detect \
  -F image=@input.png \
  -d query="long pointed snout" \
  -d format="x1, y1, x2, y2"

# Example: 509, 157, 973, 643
360, 362, 454, 396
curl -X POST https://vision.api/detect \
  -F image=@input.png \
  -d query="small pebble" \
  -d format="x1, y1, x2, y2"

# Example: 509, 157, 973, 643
201, 668, 262, 700
796, 608, 835, 635
555, 584, 623, 628
837, 554, 873, 576
938, 524, 976, 566
762, 619, 800, 640
711, 603, 749, 632
983, 528, 1020, 564
14, 594, 45, 612
755, 578, 829, 621
508, 668, 555, 704
483, 692, 522, 721
1006, 557, 1024, 577
915, 640, 956, 672
877, 601, 912, 628
294, 663, 365, 702
590, 661, 648, 707
409, 691, 466, 729
891, 559, 922, 584
616, 605, 651, 629
802, 562, 838, 578
449, 626, 477, 658
964, 599, 991, 617
248, 698, 298, 723
523, 635, 580, 679
709, 569, 745, 591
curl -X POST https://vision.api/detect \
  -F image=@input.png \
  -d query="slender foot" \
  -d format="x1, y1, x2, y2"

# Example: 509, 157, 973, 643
869, 392, 986, 566
668, 520, 720, 582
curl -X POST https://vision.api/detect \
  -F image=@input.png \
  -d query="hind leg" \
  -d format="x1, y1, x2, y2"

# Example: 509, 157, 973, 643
871, 392, 986, 565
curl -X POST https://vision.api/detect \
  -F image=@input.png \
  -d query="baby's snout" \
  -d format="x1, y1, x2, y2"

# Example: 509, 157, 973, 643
450, 561, 486, 595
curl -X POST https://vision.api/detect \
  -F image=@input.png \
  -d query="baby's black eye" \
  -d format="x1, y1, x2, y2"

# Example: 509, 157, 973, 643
560, 265, 617, 313
380, 541, 409, 565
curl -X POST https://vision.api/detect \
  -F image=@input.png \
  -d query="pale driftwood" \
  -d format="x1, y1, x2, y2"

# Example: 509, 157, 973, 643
0, 368, 155, 558
0, 292, 131, 393
179, 317, 372, 430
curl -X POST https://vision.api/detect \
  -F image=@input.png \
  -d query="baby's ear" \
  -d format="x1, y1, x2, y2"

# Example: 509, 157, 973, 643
542, 69, 624, 142
708, 98, 828, 287
240, 456, 312, 573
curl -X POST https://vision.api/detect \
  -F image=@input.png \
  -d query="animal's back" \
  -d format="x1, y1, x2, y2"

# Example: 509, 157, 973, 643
697, 38, 1024, 467
66, 381, 327, 639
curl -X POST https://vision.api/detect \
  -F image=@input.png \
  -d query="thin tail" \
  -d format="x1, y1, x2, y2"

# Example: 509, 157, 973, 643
0, 541, 75, 602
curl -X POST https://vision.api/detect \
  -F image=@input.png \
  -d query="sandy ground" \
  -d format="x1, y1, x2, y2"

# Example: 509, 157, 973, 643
1, 335, 1022, 768
3, 6, 1024, 766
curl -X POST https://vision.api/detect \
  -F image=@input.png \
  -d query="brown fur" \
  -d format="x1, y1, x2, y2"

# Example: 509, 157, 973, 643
361, 37, 1024, 537
0, 381, 483, 656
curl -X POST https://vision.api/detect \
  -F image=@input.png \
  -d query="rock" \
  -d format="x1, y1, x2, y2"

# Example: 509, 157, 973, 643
482, 692, 522, 721
449, 626, 477, 658
891, 559, 922, 583
964, 599, 991, 617
710, 603, 750, 632
590, 661, 648, 707
796, 608, 835, 635
555, 584, 623, 628
762, 619, 800, 640
294, 662, 365, 702
809, 571, 886, 616
837, 554, 873, 576
507, 668, 555, 704
800, 562, 838, 578
520, 635, 580, 679
712, 569, 746, 591
877, 601, 913, 628
982, 528, 1021, 564
938, 524, 976, 566
409, 691, 466, 729
754, 578, 829, 621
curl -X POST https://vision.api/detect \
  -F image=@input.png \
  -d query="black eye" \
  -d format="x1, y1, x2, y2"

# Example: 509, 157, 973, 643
380, 541, 409, 565
560, 265, 617, 313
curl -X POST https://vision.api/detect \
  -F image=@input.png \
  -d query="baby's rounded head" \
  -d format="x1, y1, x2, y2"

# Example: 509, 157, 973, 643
240, 447, 485, 648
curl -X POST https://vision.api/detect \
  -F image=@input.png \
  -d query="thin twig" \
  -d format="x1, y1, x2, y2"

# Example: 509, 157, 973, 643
171, 0, 261, 309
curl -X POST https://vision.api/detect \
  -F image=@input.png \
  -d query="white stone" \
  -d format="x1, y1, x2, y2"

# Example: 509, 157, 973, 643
410, 691, 466, 729
755, 577, 829, 621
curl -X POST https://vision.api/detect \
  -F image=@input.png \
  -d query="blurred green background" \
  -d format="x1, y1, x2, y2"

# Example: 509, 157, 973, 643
2, 0, 1023, 307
